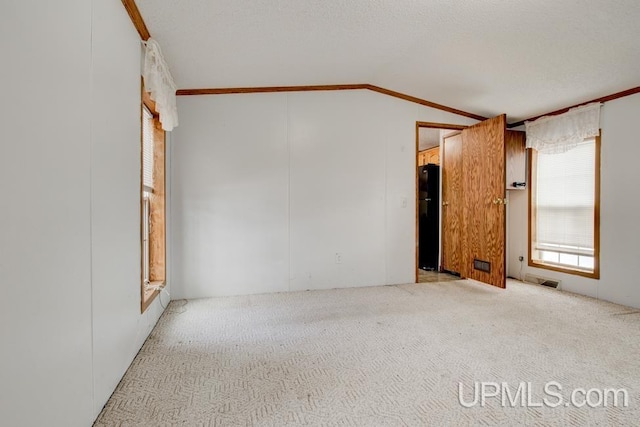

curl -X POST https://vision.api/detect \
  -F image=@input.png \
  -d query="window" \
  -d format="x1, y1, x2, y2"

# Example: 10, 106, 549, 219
141, 88, 166, 312
142, 106, 154, 286
529, 134, 600, 278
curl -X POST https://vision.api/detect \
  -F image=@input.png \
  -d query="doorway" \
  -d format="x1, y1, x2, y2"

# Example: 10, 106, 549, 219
415, 122, 467, 283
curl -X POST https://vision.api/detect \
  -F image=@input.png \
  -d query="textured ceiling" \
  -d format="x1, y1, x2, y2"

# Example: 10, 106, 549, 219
136, 0, 640, 123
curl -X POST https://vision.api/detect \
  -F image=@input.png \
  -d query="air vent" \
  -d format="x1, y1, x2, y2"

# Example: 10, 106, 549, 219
524, 273, 560, 289
473, 259, 491, 273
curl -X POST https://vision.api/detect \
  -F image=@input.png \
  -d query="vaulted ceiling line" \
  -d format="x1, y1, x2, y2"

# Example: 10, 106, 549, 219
176, 84, 489, 122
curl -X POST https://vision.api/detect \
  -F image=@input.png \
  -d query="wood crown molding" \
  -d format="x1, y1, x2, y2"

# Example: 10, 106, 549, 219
176, 84, 369, 96
416, 121, 467, 130
365, 85, 486, 122
508, 86, 640, 128
121, 0, 151, 41
176, 84, 487, 122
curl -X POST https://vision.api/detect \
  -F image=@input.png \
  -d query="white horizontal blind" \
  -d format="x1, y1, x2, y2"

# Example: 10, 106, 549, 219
142, 107, 154, 191
535, 139, 595, 255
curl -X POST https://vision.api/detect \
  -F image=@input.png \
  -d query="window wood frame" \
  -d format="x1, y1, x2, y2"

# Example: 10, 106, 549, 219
528, 133, 601, 279
141, 81, 166, 313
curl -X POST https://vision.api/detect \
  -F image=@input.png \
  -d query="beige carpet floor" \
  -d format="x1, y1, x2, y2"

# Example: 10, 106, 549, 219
95, 280, 640, 426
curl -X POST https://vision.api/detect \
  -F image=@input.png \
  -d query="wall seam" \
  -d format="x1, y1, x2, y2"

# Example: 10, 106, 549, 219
88, 0, 96, 417
287, 94, 292, 292
383, 103, 389, 285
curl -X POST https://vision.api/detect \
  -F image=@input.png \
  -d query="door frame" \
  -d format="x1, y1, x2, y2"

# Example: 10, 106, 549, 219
415, 122, 468, 283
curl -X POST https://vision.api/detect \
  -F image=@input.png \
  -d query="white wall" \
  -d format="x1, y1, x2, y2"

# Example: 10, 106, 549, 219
0, 2, 167, 425
508, 93, 640, 309
0, 2, 94, 425
90, 0, 168, 418
171, 90, 476, 298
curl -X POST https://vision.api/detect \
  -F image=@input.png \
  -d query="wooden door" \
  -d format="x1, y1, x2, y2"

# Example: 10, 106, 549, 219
461, 115, 506, 288
441, 132, 463, 274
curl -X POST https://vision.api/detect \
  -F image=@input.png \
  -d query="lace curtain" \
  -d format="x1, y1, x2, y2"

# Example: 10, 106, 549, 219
525, 102, 601, 154
143, 38, 178, 131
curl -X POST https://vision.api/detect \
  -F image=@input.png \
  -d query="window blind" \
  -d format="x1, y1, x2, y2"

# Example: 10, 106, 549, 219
142, 107, 154, 191
535, 139, 595, 253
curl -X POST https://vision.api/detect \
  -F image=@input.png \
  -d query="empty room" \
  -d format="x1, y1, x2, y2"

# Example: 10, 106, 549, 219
3, 1, 640, 426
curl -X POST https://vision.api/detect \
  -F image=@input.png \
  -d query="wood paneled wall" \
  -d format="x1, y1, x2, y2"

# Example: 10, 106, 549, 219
505, 131, 526, 189
149, 120, 166, 283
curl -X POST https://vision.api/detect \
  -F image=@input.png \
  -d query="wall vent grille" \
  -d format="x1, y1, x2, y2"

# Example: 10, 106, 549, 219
524, 273, 560, 289
474, 259, 491, 273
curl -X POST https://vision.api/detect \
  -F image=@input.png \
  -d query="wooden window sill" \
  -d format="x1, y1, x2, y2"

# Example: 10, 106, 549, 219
528, 260, 599, 280
141, 281, 165, 313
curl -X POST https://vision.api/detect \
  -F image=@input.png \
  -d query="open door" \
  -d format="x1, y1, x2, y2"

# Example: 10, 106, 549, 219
441, 132, 463, 275
461, 115, 506, 288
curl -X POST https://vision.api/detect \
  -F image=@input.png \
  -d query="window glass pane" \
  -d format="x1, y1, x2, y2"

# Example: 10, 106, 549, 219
142, 107, 154, 190
533, 139, 596, 274
579, 256, 594, 269
559, 253, 579, 267
540, 251, 558, 263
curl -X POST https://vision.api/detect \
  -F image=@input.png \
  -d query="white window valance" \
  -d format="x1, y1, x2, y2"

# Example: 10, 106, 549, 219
143, 38, 178, 131
525, 102, 601, 154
